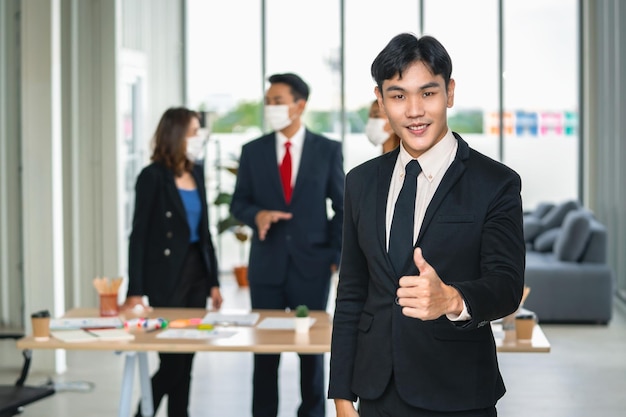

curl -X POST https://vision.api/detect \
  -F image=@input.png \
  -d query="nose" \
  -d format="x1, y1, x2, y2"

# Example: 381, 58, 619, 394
405, 96, 425, 119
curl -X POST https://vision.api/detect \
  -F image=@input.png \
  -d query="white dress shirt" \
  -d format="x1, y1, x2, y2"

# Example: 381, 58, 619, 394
385, 129, 471, 321
275, 125, 305, 187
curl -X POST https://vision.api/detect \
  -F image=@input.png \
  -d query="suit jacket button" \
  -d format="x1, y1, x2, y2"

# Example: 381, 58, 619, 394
164, 248, 171, 256
166, 232, 173, 238
165, 211, 172, 218
395, 297, 400, 305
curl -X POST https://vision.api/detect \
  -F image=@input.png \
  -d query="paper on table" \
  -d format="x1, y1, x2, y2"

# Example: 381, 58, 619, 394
51, 330, 98, 343
256, 317, 316, 330
87, 328, 135, 341
201, 312, 260, 326
156, 329, 237, 340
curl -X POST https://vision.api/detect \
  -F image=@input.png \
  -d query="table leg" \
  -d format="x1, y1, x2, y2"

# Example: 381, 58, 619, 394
137, 352, 153, 417
118, 352, 136, 417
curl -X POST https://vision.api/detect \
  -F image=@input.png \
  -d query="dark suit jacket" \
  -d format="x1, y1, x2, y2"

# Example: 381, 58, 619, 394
230, 129, 344, 290
127, 162, 219, 307
328, 133, 525, 412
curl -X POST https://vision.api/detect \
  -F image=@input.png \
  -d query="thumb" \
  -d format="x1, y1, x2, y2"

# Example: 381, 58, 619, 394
413, 247, 429, 275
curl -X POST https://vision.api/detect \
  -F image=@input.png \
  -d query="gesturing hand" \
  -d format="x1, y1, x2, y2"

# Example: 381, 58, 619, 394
255, 210, 293, 241
396, 247, 463, 320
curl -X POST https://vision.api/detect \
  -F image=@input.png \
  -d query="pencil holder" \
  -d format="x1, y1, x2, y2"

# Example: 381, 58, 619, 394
99, 293, 119, 317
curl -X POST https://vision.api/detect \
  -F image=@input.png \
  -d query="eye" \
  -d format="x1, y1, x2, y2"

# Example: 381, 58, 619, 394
391, 93, 405, 100
423, 91, 434, 98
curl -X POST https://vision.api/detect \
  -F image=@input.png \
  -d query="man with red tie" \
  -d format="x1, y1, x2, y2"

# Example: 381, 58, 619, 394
231, 73, 345, 417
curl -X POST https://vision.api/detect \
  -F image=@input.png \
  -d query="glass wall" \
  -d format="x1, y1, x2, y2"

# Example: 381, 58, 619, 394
344, 0, 421, 168
186, 0, 262, 271
502, 0, 579, 208
185, 0, 579, 270
266, 0, 341, 133
423, 0, 500, 160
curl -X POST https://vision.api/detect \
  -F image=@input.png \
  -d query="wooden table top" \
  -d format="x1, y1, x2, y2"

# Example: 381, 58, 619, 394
491, 322, 551, 353
16, 308, 550, 354
17, 308, 332, 354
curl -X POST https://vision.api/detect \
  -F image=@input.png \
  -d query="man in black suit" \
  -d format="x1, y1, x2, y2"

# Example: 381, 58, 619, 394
231, 73, 344, 417
328, 33, 525, 417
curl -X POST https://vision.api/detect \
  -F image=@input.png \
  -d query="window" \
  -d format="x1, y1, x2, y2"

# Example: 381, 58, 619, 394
185, 0, 580, 269
503, 0, 579, 208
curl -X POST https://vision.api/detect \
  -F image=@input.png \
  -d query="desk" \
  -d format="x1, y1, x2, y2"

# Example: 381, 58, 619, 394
17, 309, 550, 416
17, 308, 331, 417
491, 322, 551, 353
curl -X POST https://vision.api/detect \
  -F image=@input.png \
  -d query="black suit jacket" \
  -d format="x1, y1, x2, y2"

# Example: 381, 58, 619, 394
230, 129, 344, 290
328, 133, 525, 412
127, 162, 219, 307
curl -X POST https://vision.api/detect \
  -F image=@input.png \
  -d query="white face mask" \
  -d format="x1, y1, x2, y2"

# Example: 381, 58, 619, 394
365, 118, 389, 146
265, 105, 293, 131
185, 135, 205, 162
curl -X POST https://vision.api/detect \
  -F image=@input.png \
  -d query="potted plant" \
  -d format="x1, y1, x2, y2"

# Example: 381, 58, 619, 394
294, 305, 311, 333
213, 156, 250, 287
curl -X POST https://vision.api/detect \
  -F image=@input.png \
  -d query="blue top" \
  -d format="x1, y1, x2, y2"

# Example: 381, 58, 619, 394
178, 188, 202, 243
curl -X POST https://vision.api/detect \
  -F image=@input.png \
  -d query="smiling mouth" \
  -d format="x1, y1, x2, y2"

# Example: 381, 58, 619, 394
408, 123, 428, 133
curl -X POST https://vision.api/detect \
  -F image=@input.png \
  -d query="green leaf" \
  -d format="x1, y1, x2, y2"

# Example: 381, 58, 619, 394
217, 216, 241, 234
213, 192, 232, 206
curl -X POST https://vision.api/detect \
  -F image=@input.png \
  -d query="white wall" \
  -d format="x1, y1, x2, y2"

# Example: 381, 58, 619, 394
0, 0, 185, 373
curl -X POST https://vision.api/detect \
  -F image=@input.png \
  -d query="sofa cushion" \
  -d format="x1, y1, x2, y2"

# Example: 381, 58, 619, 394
553, 210, 592, 261
579, 218, 608, 263
541, 200, 580, 230
533, 228, 560, 252
531, 202, 555, 219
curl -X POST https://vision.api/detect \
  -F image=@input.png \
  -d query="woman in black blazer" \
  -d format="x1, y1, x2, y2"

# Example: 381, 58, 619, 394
122, 107, 223, 417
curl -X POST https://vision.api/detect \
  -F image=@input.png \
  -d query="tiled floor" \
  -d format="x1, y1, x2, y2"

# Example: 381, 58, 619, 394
2, 274, 626, 417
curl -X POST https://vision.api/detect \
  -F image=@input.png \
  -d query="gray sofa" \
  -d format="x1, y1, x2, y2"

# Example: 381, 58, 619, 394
522, 204, 614, 324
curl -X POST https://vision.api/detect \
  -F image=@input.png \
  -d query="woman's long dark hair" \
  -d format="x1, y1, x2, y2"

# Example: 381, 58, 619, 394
151, 107, 198, 176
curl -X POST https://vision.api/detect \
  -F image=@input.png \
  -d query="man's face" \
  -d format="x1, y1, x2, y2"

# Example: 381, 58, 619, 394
265, 82, 304, 121
376, 61, 455, 159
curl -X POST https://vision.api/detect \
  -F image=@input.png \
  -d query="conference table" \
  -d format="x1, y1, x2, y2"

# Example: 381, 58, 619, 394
16, 308, 550, 417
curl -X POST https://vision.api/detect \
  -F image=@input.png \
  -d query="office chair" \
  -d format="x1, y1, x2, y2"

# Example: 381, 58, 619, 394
0, 330, 55, 417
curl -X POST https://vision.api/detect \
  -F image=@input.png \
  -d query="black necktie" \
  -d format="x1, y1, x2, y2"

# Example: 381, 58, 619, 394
388, 159, 422, 275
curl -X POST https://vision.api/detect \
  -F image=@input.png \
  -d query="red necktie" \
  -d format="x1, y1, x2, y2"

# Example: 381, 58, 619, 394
280, 141, 292, 203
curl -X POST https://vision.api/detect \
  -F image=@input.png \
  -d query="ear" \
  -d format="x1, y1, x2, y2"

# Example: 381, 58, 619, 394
374, 86, 385, 113
295, 98, 307, 115
447, 78, 456, 108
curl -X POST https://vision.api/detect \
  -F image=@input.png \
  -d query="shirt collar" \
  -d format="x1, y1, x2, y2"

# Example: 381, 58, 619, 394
277, 125, 305, 148
398, 129, 456, 182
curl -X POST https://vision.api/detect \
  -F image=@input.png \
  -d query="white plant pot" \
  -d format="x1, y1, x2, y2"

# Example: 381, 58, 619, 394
294, 317, 311, 333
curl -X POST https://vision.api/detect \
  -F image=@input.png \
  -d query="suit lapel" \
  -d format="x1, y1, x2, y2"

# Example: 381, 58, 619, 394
190, 165, 208, 230
261, 133, 285, 203
291, 130, 313, 204
164, 167, 187, 222
378, 148, 400, 275
416, 134, 469, 244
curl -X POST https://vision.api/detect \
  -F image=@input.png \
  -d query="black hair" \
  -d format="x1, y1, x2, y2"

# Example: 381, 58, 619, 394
268, 73, 310, 101
371, 33, 453, 93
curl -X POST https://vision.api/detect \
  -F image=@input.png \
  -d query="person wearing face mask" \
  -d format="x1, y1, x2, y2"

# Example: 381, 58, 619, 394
365, 99, 401, 153
230, 73, 345, 417
121, 107, 223, 417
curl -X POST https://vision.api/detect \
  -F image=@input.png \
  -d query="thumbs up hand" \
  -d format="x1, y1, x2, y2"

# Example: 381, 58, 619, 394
396, 247, 464, 321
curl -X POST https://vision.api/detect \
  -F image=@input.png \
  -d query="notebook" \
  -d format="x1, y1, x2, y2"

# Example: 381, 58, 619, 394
51, 328, 134, 342
86, 328, 135, 341
51, 330, 98, 343
201, 312, 260, 326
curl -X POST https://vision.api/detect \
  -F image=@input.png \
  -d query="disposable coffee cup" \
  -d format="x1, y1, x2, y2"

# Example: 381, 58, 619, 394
99, 293, 120, 317
515, 313, 535, 340
31, 310, 51, 341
